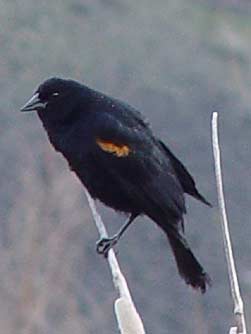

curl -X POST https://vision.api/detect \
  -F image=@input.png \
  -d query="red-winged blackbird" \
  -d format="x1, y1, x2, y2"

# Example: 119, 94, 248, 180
21, 77, 211, 292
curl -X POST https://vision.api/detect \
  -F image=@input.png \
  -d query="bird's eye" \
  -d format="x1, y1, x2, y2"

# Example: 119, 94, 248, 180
52, 92, 59, 97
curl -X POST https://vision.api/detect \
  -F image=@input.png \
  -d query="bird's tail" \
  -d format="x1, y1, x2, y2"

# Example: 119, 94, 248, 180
165, 226, 211, 293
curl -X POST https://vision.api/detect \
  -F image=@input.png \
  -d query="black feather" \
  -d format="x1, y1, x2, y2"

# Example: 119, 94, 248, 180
21, 77, 212, 292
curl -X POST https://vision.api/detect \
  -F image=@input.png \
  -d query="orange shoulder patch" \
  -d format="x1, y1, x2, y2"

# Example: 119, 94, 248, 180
96, 138, 130, 157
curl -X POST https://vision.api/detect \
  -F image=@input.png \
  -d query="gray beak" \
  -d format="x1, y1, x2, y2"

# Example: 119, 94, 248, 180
20, 93, 47, 112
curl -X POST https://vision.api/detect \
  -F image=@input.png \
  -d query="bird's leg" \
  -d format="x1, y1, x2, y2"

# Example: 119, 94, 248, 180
96, 213, 137, 258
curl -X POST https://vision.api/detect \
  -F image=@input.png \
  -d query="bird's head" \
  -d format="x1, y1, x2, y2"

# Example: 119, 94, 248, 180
20, 77, 84, 123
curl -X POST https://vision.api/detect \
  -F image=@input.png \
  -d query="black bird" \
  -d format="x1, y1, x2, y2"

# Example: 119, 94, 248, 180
21, 77, 211, 292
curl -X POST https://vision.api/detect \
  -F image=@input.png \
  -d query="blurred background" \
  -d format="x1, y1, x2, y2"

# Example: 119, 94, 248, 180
1, 0, 251, 333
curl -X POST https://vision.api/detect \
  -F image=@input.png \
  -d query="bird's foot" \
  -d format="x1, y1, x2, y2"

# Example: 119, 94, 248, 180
96, 236, 119, 258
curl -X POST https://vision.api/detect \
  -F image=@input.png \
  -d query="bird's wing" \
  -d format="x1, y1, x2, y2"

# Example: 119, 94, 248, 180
158, 140, 211, 206
92, 112, 186, 220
